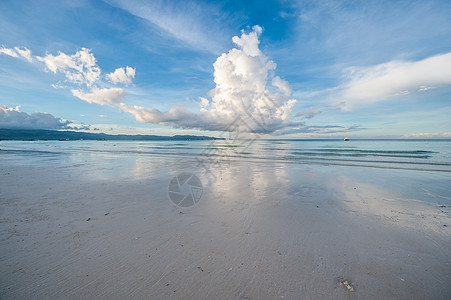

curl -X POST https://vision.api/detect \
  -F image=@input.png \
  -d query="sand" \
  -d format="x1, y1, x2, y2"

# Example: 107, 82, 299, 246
1, 151, 450, 299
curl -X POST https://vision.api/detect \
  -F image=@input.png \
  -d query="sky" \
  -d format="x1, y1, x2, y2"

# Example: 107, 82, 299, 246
1, 0, 451, 138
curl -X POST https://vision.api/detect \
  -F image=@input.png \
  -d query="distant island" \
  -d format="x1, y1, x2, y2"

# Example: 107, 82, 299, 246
0, 129, 224, 141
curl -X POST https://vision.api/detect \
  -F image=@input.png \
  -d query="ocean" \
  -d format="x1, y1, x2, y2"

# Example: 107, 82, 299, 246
1, 139, 451, 172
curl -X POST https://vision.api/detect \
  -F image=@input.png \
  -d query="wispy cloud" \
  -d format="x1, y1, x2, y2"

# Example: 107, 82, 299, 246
271, 124, 364, 136
337, 52, 451, 110
0, 46, 33, 62
292, 0, 451, 64
105, 0, 234, 53
418, 86, 435, 92
295, 107, 322, 119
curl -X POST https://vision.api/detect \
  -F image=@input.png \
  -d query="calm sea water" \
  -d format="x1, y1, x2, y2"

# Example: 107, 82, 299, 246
1, 139, 451, 172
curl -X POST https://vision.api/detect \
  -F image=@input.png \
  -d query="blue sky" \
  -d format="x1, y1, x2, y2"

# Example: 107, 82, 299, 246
1, 0, 450, 138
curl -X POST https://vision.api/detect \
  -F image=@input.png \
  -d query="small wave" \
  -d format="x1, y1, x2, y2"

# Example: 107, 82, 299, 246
295, 148, 436, 154
216, 145, 243, 148
286, 155, 451, 167
291, 152, 431, 159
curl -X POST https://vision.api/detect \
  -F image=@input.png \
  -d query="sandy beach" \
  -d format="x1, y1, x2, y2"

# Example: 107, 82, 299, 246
1, 142, 450, 299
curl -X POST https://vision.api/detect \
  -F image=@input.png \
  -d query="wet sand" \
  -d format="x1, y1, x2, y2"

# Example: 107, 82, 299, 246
1, 151, 450, 299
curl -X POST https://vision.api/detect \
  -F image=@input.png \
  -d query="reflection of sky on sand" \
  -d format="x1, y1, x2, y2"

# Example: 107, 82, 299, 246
199, 158, 291, 208
198, 151, 450, 239
331, 173, 451, 236
82, 155, 175, 182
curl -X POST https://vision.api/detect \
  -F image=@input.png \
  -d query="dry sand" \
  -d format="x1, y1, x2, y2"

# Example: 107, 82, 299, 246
1, 151, 450, 299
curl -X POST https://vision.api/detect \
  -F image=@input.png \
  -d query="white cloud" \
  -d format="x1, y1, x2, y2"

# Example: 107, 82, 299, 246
118, 27, 298, 133
72, 88, 125, 106
106, 66, 135, 84
272, 76, 292, 97
198, 97, 210, 111
0, 47, 17, 58
37, 48, 101, 87
1, 45, 139, 130
13, 47, 33, 62
231, 25, 263, 57
0, 45, 135, 108
338, 52, 451, 110
0, 105, 71, 130
0, 46, 33, 62
1, 45, 137, 122
119, 103, 215, 129
2, 46, 136, 89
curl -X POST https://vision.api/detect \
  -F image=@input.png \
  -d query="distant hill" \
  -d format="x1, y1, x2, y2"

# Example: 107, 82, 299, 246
0, 129, 224, 141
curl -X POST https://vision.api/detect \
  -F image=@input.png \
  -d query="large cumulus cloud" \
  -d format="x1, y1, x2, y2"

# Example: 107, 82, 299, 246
120, 26, 298, 133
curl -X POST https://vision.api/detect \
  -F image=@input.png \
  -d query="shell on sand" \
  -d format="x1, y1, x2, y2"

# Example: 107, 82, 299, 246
342, 280, 355, 292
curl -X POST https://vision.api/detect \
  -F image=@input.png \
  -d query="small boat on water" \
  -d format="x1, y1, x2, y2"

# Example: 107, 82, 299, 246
344, 137, 349, 141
